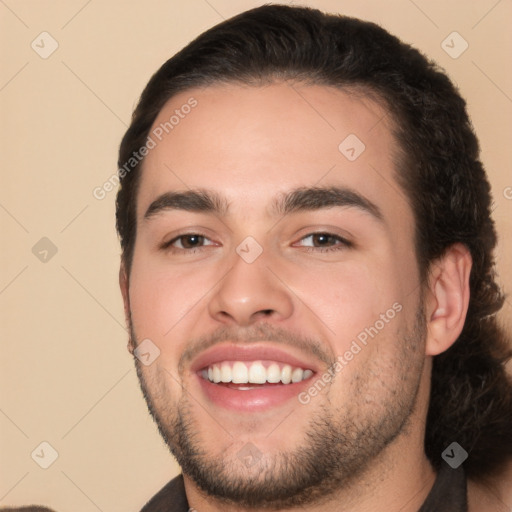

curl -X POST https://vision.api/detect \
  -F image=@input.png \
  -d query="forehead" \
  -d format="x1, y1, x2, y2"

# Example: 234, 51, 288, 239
137, 82, 409, 223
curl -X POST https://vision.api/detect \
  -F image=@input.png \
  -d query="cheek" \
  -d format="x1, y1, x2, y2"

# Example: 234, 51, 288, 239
289, 258, 402, 347
128, 256, 207, 343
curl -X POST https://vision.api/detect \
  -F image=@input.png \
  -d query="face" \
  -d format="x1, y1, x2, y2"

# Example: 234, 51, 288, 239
123, 83, 428, 507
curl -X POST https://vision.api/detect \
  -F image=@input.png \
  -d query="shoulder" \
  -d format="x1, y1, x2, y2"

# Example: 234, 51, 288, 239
140, 474, 189, 512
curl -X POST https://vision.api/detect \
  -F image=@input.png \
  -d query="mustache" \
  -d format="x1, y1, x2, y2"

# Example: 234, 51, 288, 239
177, 323, 335, 374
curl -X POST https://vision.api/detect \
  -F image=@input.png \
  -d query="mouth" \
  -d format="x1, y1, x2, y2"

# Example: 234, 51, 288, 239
191, 343, 319, 411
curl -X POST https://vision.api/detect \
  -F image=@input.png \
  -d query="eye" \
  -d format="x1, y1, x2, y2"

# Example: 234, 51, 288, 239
295, 233, 351, 253
162, 233, 216, 252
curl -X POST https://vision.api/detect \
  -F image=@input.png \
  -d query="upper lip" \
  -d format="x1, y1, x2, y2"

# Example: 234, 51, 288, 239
190, 342, 321, 373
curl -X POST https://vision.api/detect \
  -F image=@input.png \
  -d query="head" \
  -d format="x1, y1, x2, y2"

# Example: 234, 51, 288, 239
116, 4, 512, 506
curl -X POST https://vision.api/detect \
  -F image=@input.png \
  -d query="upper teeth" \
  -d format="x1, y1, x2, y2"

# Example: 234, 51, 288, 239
203, 361, 313, 385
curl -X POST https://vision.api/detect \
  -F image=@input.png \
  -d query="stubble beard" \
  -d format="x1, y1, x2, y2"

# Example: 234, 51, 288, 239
131, 311, 426, 509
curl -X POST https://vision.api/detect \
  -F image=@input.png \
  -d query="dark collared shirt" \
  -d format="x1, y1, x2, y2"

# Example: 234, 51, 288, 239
140, 464, 467, 512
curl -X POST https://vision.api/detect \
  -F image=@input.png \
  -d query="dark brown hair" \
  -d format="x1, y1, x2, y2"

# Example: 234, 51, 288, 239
116, 4, 512, 479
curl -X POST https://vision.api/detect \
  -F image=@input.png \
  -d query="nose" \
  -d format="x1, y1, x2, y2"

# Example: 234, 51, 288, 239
207, 248, 294, 327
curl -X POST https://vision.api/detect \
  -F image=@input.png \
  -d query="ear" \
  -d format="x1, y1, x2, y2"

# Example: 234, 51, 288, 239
424, 243, 472, 356
119, 261, 134, 354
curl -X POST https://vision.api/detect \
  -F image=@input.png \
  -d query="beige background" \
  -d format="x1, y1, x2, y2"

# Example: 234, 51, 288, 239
0, 0, 510, 510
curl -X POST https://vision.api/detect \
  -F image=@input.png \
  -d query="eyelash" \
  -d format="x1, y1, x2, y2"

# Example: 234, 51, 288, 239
161, 232, 351, 254
295, 233, 352, 253
161, 233, 215, 253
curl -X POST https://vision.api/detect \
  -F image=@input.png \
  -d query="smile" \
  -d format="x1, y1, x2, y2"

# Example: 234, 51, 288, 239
201, 360, 314, 387
191, 343, 321, 411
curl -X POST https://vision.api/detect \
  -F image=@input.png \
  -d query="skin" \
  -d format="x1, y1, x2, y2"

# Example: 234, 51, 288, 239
120, 83, 472, 511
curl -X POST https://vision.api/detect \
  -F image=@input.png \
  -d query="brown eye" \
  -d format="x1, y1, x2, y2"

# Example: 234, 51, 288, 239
295, 233, 351, 253
310, 233, 338, 247
163, 233, 216, 252
176, 235, 205, 249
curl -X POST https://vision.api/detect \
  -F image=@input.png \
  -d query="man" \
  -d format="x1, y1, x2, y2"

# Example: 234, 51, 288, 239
116, 5, 512, 511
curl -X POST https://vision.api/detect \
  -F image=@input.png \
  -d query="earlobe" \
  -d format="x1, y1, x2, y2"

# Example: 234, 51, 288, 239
119, 262, 134, 354
425, 243, 472, 356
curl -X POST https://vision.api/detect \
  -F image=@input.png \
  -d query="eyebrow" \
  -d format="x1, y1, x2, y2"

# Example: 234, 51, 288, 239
144, 189, 229, 219
143, 186, 383, 222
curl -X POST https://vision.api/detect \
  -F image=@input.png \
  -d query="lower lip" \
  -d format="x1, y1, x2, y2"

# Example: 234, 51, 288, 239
195, 374, 313, 412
